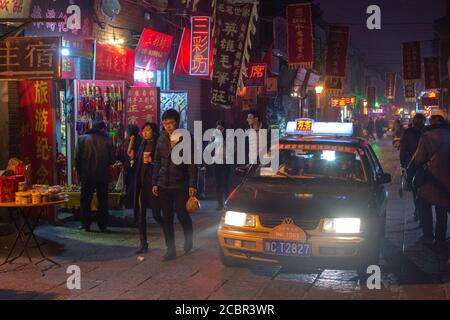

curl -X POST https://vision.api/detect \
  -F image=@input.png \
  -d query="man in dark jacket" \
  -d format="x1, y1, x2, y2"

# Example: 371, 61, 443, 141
400, 113, 425, 222
75, 120, 115, 232
413, 110, 450, 249
152, 109, 197, 261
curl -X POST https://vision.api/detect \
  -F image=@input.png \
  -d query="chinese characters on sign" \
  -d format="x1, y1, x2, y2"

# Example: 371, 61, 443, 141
402, 42, 421, 81
385, 72, 396, 99
19, 80, 55, 186
286, 3, 314, 69
424, 57, 440, 90
404, 82, 417, 102
296, 118, 313, 133
0, 37, 61, 80
243, 63, 267, 87
190, 16, 211, 76
325, 25, 350, 95
95, 42, 135, 84
135, 28, 173, 71
0, 0, 31, 19
27, 0, 93, 37
211, 0, 257, 108
126, 87, 160, 130
62, 56, 76, 79
330, 96, 356, 107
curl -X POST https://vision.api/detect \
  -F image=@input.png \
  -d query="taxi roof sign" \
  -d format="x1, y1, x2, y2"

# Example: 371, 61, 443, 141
286, 119, 353, 136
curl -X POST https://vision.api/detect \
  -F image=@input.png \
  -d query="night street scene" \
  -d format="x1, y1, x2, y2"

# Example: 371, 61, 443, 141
0, 0, 449, 309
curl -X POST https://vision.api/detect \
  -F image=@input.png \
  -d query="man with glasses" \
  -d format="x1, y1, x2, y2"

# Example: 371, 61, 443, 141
152, 109, 197, 261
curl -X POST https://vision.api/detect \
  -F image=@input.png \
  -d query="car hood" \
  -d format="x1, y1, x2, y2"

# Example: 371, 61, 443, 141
226, 179, 373, 218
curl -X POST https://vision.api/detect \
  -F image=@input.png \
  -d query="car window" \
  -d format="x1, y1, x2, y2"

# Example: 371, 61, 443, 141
366, 144, 383, 176
253, 144, 368, 182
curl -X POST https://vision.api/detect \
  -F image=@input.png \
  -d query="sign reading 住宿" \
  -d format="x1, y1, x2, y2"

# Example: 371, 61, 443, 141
0, 37, 61, 80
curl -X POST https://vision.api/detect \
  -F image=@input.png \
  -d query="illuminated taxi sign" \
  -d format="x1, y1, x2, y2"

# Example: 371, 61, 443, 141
279, 143, 357, 154
370, 107, 385, 114
296, 118, 313, 133
331, 96, 356, 107
286, 120, 353, 136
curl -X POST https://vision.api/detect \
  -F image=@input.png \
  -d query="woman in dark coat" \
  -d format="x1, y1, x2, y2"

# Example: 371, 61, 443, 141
131, 122, 163, 254
121, 125, 142, 225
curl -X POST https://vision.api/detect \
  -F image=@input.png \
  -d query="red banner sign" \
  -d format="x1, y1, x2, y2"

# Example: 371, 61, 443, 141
19, 80, 56, 186
243, 63, 267, 87
190, 16, 211, 76
95, 42, 135, 84
27, 0, 93, 38
0, 0, 31, 19
385, 72, 396, 99
62, 56, 76, 79
402, 42, 421, 82
424, 57, 441, 90
126, 87, 160, 130
286, 3, 314, 69
331, 96, 356, 107
366, 86, 376, 107
326, 26, 350, 78
135, 29, 173, 71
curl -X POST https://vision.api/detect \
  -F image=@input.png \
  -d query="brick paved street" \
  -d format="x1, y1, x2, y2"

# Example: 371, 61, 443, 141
0, 139, 449, 300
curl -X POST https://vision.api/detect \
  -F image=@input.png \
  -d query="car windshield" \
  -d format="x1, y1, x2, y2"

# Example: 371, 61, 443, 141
253, 145, 367, 182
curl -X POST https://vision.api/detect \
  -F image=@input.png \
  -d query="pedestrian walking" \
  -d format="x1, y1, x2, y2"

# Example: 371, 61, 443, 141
401, 113, 425, 222
132, 122, 163, 254
75, 120, 115, 232
375, 117, 384, 139
353, 119, 363, 138
152, 109, 198, 261
210, 120, 232, 211
413, 109, 450, 250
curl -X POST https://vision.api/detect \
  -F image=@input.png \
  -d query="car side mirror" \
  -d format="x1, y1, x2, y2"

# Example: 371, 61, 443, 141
235, 166, 248, 177
379, 173, 391, 184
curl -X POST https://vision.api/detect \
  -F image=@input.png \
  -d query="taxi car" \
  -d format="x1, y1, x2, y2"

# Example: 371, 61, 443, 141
217, 119, 391, 273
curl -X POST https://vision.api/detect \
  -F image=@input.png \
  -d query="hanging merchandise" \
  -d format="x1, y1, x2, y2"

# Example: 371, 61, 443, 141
75, 80, 126, 149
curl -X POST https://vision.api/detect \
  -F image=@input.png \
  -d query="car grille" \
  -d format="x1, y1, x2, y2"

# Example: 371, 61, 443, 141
258, 215, 320, 230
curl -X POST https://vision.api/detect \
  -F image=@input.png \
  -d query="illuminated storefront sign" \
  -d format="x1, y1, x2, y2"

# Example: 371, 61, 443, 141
243, 63, 267, 87
330, 96, 356, 107
190, 16, 211, 76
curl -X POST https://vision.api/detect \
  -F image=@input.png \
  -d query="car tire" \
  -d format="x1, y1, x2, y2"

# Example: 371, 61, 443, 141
219, 249, 245, 268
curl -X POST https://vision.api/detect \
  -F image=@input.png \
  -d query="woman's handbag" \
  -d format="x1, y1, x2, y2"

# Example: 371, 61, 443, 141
186, 195, 201, 214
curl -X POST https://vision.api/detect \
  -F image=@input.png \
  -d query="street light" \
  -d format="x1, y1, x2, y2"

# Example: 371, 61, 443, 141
315, 85, 324, 121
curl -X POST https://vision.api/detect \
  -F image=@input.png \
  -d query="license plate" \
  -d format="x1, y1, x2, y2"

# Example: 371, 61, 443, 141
263, 240, 311, 257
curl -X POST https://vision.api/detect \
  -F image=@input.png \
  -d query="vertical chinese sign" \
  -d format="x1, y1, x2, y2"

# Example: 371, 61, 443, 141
174, 27, 213, 79
243, 63, 267, 87
325, 25, 350, 95
423, 57, 440, 90
0, 0, 31, 19
190, 16, 211, 76
19, 80, 56, 186
126, 87, 160, 130
385, 72, 396, 100
402, 42, 422, 83
95, 42, 135, 84
211, 0, 258, 109
286, 3, 313, 69
404, 83, 417, 103
366, 86, 376, 108
135, 29, 173, 71
62, 56, 76, 79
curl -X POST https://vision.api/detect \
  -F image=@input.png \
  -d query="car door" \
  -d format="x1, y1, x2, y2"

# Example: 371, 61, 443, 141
365, 144, 388, 216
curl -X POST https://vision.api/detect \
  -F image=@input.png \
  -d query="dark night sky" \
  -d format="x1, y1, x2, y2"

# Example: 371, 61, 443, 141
315, 0, 447, 73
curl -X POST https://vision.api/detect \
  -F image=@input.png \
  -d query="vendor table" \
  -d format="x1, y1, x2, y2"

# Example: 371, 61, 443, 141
0, 200, 67, 269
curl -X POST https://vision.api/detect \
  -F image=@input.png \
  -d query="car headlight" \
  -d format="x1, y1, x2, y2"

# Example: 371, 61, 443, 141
224, 211, 256, 228
323, 218, 361, 234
